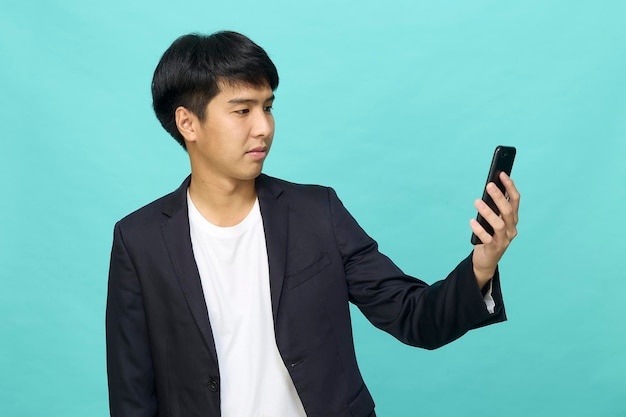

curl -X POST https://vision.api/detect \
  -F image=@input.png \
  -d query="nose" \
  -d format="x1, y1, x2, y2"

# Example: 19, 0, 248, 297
251, 110, 274, 138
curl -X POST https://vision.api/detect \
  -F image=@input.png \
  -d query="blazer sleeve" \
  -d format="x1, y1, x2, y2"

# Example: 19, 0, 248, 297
327, 188, 506, 350
106, 222, 158, 417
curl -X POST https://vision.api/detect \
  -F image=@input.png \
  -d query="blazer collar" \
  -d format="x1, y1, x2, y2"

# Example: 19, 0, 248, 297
159, 174, 289, 353
159, 175, 216, 363
256, 174, 289, 321
161, 175, 191, 219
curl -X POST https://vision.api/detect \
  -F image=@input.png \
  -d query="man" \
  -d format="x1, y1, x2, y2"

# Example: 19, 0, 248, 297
106, 31, 519, 417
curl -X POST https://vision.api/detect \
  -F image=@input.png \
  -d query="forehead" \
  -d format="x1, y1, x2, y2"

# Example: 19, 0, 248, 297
214, 80, 273, 101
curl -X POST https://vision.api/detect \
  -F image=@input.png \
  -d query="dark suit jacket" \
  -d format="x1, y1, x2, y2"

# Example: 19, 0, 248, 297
106, 174, 506, 417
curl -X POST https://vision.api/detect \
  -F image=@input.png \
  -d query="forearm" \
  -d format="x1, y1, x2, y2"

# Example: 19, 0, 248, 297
328, 188, 505, 349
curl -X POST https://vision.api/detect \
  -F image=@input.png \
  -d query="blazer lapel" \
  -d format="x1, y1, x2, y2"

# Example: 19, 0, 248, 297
256, 174, 289, 321
160, 176, 218, 362
158, 174, 287, 360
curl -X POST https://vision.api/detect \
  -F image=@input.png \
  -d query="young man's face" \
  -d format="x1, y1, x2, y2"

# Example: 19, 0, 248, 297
185, 81, 275, 185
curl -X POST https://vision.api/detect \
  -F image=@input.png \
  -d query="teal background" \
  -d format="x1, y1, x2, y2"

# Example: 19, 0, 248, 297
1, 1, 625, 416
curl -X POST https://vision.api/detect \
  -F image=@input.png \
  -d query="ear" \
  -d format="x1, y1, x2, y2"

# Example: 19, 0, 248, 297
175, 106, 199, 143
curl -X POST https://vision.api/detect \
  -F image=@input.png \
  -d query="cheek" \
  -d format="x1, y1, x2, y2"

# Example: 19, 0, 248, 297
214, 123, 245, 145
266, 133, 274, 149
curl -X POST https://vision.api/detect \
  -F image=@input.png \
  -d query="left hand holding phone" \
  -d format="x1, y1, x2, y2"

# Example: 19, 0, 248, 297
470, 172, 520, 289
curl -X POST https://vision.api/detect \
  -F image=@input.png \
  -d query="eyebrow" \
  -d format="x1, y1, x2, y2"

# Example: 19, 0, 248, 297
228, 94, 275, 105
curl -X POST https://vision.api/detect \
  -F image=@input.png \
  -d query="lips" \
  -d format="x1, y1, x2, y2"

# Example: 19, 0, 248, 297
246, 146, 268, 159
247, 146, 266, 153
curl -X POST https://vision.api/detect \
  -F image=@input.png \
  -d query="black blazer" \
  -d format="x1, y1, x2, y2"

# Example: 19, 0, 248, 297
106, 174, 506, 417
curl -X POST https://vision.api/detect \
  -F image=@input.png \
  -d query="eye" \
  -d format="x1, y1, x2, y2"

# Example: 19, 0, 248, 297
235, 109, 249, 115
264, 105, 273, 113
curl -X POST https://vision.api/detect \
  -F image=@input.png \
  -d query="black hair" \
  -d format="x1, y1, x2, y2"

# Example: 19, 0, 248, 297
151, 31, 279, 149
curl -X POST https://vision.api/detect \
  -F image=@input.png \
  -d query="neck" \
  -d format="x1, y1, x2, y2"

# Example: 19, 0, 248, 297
188, 173, 258, 227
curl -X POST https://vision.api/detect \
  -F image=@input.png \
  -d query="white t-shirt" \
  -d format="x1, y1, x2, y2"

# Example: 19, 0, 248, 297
187, 193, 307, 417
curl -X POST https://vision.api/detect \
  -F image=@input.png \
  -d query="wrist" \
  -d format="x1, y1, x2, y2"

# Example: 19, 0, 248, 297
473, 266, 495, 289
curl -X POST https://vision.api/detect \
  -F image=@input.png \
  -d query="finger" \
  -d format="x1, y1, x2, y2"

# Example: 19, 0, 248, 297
486, 182, 514, 225
474, 198, 505, 238
469, 218, 494, 245
473, 198, 517, 249
484, 181, 519, 243
485, 184, 517, 241
499, 172, 520, 223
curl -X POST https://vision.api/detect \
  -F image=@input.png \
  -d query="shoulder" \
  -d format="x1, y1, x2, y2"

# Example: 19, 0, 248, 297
114, 176, 189, 233
256, 174, 350, 222
256, 174, 345, 214
257, 173, 335, 200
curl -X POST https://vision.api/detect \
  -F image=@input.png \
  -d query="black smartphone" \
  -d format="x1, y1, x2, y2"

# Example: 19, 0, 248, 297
471, 145, 516, 245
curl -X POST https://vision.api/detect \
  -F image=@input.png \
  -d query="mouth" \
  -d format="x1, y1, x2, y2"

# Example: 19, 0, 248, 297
246, 146, 268, 159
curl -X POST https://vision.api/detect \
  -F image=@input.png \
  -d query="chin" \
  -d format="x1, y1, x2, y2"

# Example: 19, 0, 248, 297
238, 169, 263, 181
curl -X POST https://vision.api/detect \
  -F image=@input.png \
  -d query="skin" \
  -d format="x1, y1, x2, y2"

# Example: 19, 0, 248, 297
470, 172, 520, 289
175, 81, 275, 226
175, 79, 520, 289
